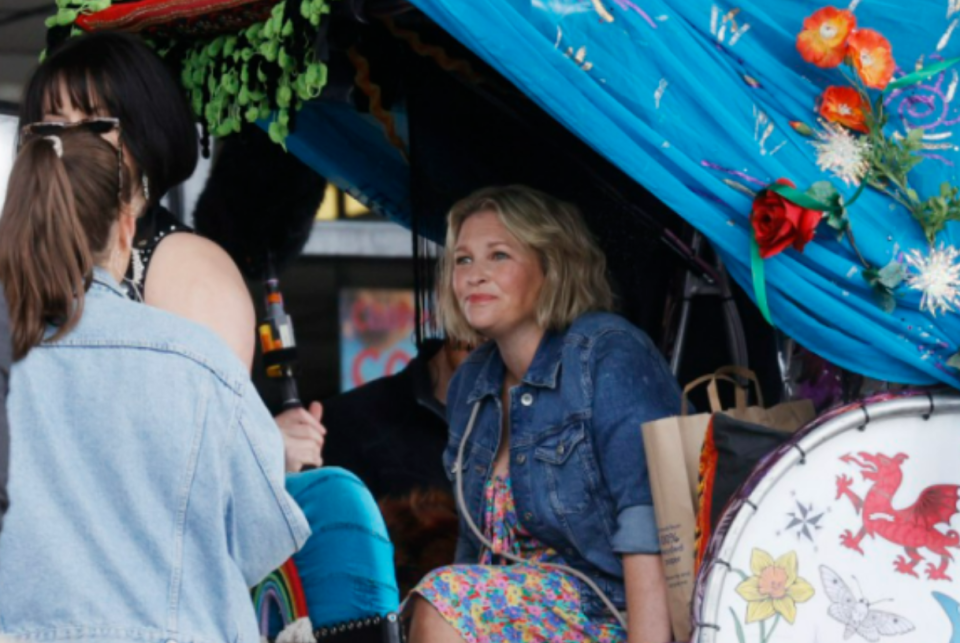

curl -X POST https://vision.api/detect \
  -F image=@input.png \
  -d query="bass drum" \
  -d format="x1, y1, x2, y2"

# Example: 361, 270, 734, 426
692, 391, 960, 643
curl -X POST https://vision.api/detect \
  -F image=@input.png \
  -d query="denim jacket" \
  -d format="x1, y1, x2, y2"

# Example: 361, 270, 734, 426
444, 312, 681, 616
0, 270, 310, 643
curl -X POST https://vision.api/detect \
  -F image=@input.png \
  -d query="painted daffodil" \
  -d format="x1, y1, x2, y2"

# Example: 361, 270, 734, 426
736, 549, 815, 624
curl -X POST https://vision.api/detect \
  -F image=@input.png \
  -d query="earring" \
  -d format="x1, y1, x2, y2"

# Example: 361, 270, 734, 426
142, 174, 151, 202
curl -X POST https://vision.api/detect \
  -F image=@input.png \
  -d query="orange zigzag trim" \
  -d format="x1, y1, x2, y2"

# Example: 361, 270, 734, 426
347, 45, 409, 162
381, 17, 484, 86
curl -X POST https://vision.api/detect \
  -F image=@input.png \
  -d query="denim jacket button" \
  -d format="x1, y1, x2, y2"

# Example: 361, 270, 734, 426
520, 392, 534, 406
516, 454, 527, 465
523, 511, 534, 522
557, 444, 566, 455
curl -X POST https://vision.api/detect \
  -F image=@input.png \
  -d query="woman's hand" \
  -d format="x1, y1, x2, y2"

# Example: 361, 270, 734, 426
275, 401, 326, 472
624, 553, 672, 643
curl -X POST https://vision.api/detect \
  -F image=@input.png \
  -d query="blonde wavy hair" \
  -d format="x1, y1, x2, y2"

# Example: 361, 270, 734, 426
438, 185, 614, 345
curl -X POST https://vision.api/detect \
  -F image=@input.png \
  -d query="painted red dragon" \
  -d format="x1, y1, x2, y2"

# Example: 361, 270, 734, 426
835, 451, 960, 580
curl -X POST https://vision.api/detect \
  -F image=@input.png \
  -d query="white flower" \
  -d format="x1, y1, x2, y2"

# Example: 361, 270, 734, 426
906, 244, 960, 316
810, 121, 872, 186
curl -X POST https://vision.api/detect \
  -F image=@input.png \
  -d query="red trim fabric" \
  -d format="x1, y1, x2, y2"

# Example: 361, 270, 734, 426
76, 0, 280, 36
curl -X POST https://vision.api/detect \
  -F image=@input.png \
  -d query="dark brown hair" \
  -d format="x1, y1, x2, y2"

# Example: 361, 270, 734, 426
0, 129, 130, 360
20, 31, 197, 204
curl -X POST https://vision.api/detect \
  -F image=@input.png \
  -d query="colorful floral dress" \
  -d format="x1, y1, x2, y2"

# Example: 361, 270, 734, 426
411, 475, 625, 643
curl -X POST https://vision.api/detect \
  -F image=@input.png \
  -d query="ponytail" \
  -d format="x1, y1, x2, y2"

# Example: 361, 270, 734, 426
0, 132, 124, 360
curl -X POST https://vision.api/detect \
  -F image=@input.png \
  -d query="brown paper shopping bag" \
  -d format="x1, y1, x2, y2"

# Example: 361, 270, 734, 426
641, 367, 815, 642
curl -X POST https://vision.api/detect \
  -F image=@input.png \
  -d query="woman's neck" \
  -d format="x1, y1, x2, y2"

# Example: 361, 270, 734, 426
495, 323, 545, 387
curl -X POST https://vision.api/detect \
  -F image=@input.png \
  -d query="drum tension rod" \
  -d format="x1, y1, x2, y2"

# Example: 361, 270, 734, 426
698, 623, 721, 631
856, 405, 871, 431
791, 443, 807, 464
743, 499, 759, 511
923, 392, 935, 420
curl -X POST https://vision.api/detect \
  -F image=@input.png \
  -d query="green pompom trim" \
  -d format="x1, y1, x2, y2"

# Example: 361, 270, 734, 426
45, 0, 331, 147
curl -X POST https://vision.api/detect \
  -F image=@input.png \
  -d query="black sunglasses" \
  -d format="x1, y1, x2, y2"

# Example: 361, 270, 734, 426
19, 117, 126, 202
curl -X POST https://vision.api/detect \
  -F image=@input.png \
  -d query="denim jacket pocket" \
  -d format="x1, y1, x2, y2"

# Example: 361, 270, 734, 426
533, 422, 594, 515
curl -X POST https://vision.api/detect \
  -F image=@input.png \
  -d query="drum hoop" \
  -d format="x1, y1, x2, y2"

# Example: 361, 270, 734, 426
691, 390, 960, 643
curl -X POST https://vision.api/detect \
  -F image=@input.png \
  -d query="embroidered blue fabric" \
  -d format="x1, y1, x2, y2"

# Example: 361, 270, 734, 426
398, 0, 960, 387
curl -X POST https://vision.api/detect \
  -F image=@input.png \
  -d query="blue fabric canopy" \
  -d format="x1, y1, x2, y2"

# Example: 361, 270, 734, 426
405, 0, 960, 387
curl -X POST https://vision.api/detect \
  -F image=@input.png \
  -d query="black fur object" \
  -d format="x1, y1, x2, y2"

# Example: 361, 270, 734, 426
192, 124, 327, 279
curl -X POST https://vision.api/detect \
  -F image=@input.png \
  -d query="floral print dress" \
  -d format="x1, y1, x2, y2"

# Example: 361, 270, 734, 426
411, 475, 625, 642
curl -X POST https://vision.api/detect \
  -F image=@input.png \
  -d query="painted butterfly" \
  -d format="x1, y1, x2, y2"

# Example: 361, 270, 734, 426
820, 565, 915, 642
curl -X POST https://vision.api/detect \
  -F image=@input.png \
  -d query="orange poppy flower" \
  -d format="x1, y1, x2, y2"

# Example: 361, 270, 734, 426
848, 29, 895, 89
819, 86, 869, 133
796, 7, 856, 68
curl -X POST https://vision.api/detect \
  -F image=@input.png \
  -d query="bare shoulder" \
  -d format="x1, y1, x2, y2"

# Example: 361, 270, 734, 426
144, 233, 256, 370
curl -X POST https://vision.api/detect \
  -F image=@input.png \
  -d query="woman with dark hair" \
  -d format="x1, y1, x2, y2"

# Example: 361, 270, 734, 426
19, 31, 325, 472
0, 125, 308, 641
407, 186, 677, 643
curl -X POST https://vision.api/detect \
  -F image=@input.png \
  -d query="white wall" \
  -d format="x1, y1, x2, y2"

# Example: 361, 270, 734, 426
0, 114, 16, 212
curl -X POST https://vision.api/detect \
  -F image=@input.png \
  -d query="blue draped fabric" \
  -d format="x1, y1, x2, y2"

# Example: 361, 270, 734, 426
260, 102, 412, 225
406, 0, 960, 387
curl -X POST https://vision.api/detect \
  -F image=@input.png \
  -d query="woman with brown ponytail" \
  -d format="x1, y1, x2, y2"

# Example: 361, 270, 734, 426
0, 127, 309, 643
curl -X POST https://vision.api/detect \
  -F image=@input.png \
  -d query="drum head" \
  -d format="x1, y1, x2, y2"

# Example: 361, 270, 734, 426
693, 392, 960, 643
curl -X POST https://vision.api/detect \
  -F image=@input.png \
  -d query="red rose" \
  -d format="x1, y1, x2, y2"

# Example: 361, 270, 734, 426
750, 180, 822, 259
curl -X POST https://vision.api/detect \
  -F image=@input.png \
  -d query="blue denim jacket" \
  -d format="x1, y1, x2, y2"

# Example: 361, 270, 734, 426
0, 270, 310, 643
444, 312, 681, 616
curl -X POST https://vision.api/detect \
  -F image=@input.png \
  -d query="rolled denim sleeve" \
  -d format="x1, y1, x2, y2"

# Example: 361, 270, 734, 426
590, 329, 682, 555
227, 381, 311, 586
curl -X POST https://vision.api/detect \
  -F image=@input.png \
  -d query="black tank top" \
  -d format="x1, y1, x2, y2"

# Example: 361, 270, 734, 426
124, 205, 192, 301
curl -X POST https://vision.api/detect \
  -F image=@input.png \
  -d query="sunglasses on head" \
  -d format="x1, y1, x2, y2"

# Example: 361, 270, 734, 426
19, 117, 128, 202
19, 117, 121, 141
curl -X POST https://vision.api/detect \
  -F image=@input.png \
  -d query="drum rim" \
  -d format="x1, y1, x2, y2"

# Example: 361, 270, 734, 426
691, 389, 960, 643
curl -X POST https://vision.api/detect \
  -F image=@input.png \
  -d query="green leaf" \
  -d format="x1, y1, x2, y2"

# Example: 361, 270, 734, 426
729, 608, 747, 643
947, 352, 960, 369
278, 48, 292, 71
877, 261, 906, 289
276, 84, 292, 108
268, 120, 284, 144
223, 36, 237, 57
874, 287, 897, 314
57, 9, 78, 25
808, 181, 847, 231
206, 38, 223, 58
259, 41, 278, 62
863, 266, 899, 313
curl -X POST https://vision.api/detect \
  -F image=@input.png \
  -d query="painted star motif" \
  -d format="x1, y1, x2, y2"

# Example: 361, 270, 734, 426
784, 500, 825, 542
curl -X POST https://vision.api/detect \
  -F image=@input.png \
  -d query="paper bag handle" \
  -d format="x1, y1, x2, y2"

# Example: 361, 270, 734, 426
710, 365, 765, 410
681, 373, 745, 416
